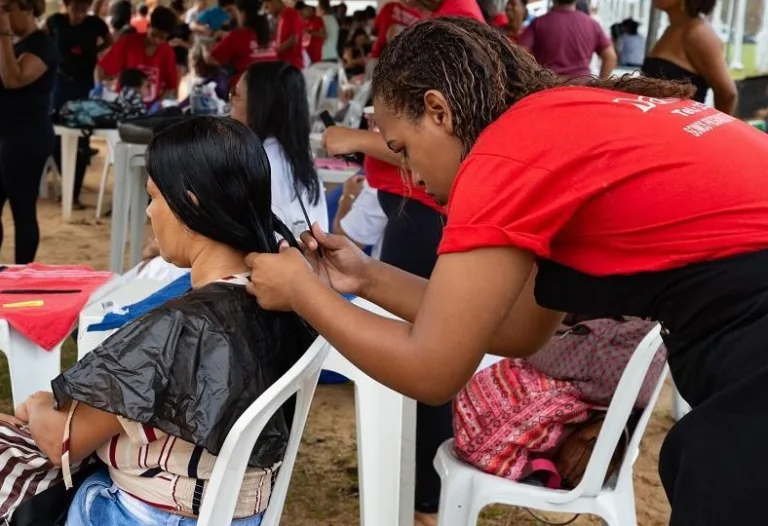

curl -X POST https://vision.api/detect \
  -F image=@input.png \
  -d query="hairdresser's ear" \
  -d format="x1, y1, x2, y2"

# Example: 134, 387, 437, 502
423, 90, 454, 135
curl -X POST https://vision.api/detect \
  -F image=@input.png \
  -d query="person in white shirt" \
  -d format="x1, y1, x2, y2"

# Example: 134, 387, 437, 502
318, 0, 339, 61
184, 0, 207, 24
619, 18, 645, 67
333, 175, 387, 259
231, 60, 328, 235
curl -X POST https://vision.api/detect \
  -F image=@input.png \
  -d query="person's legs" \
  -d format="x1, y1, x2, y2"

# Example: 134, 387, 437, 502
377, 191, 450, 523
0, 133, 52, 264
659, 317, 768, 525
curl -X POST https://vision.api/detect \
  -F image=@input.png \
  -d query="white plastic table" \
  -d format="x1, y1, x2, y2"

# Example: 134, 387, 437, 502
109, 141, 149, 274
0, 274, 123, 405
53, 126, 120, 222
77, 278, 174, 359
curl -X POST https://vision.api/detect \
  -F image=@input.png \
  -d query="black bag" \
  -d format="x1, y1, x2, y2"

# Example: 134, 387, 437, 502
57, 99, 121, 130
117, 107, 188, 144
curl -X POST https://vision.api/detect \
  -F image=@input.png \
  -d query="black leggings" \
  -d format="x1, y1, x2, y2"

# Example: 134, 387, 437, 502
377, 190, 452, 515
0, 131, 52, 263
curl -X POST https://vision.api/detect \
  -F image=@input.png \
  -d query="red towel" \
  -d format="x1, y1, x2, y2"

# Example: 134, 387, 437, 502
0, 264, 113, 350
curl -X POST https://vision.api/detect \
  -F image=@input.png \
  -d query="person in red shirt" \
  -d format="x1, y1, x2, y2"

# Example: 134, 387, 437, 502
97, 6, 178, 104
402, 0, 484, 21
131, 2, 149, 33
505, 0, 527, 41
370, 0, 421, 58
206, 0, 275, 87
246, 18, 768, 526
265, 0, 304, 69
297, 2, 325, 63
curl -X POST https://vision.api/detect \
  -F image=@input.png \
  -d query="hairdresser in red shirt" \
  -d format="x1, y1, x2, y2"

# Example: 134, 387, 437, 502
97, 6, 178, 104
247, 18, 768, 526
370, 1, 421, 59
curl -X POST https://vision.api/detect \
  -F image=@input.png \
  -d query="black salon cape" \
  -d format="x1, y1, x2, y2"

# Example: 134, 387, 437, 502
51, 282, 316, 468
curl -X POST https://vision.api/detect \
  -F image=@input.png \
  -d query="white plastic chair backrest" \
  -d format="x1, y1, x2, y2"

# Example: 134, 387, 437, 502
304, 63, 337, 114
304, 68, 324, 116
197, 336, 331, 526
353, 81, 372, 108
572, 324, 666, 498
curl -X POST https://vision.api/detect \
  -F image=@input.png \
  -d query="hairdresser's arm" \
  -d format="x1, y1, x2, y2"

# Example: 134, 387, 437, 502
322, 127, 403, 166
289, 248, 535, 404
357, 256, 563, 357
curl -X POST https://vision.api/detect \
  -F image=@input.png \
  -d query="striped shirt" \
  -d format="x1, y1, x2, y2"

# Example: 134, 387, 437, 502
96, 416, 275, 518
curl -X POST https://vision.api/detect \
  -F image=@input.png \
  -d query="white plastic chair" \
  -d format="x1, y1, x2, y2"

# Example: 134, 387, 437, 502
95, 135, 117, 219
304, 63, 337, 116
434, 324, 668, 526
197, 336, 331, 526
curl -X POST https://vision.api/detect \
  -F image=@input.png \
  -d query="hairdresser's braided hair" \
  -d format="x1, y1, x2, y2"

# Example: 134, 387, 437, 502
372, 17, 695, 156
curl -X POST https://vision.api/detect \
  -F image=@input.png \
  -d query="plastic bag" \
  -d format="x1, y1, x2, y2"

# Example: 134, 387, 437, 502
51, 283, 316, 468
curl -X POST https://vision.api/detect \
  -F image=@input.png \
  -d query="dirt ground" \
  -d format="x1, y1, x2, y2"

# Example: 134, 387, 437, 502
0, 139, 674, 525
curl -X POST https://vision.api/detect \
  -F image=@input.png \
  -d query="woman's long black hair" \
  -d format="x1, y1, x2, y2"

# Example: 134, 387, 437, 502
237, 0, 270, 48
145, 116, 298, 254
243, 61, 322, 206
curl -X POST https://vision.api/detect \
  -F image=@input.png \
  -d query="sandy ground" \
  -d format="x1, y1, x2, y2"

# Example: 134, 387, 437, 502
0, 139, 673, 525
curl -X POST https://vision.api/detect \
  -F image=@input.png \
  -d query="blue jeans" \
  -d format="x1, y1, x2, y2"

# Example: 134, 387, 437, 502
66, 470, 264, 526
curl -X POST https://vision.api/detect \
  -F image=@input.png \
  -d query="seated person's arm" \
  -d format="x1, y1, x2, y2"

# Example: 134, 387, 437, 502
332, 175, 366, 248
17, 392, 122, 466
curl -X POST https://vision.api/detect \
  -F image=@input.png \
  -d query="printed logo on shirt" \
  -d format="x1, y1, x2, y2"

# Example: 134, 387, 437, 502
612, 96, 736, 138
249, 41, 277, 60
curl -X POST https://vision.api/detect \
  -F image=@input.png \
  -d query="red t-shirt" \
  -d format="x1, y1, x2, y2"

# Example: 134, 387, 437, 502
431, 0, 485, 21
277, 7, 305, 69
98, 33, 178, 104
438, 87, 768, 276
303, 16, 324, 63
365, 155, 445, 214
492, 13, 509, 27
371, 2, 422, 58
210, 28, 278, 87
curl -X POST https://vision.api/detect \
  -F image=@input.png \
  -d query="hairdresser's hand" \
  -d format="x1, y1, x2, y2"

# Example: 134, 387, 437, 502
322, 126, 363, 157
297, 223, 374, 296
246, 246, 318, 311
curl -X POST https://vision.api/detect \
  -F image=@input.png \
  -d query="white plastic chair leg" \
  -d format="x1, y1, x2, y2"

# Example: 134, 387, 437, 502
0, 322, 62, 405
354, 378, 407, 526
96, 160, 111, 219
596, 489, 637, 526
434, 458, 478, 526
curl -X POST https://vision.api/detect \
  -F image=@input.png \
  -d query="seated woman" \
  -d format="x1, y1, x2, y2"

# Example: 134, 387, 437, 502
230, 61, 328, 236
12, 116, 316, 525
144, 60, 328, 266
